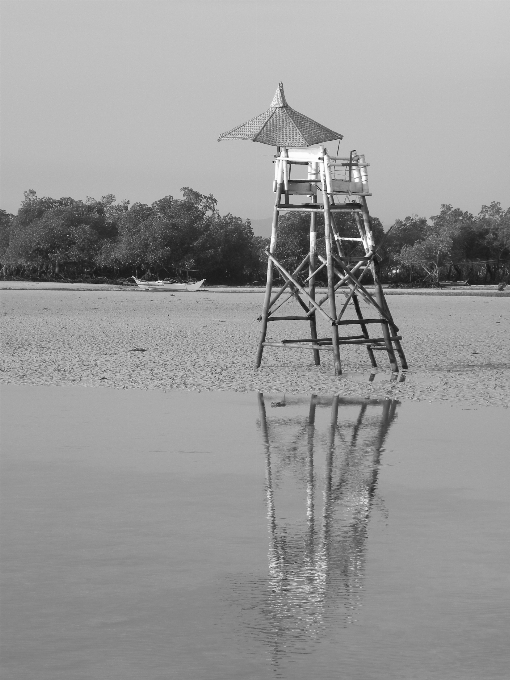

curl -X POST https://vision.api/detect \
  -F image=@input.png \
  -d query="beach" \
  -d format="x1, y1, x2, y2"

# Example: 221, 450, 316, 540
2, 289, 509, 679
1, 286, 508, 406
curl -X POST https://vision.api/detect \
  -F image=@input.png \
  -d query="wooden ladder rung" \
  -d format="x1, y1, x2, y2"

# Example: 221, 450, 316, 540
266, 335, 403, 348
367, 335, 402, 346
336, 337, 388, 345
280, 338, 331, 343
277, 204, 363, 212
333, 319, 388, 326
263, 342, 333, 351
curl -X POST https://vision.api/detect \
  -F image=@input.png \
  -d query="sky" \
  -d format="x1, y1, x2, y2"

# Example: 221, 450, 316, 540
1, 0, 509, 232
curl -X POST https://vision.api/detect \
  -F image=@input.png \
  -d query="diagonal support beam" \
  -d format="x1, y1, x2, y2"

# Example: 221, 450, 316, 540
319, 255, 398, 330
268, 253, 310, 311
310, 258, 369, 316
268, 261, 328, 318
266, 251, 334, 323
334, 255, 374, 321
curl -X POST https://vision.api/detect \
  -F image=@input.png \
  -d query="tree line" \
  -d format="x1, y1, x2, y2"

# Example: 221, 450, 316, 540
0, 188, 266, 284
1, 188, 508, 286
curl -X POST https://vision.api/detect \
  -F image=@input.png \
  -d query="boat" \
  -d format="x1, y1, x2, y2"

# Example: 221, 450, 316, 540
131, 277, 205, 292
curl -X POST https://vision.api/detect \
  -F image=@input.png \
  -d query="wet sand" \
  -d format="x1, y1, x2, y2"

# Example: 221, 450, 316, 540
1, 289, 508, 405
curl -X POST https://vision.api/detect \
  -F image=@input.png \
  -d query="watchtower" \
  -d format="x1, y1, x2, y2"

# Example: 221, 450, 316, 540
219, 84, 407, 375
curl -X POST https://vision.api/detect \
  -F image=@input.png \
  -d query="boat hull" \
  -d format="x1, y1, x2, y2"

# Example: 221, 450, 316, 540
132, 278, 205, 292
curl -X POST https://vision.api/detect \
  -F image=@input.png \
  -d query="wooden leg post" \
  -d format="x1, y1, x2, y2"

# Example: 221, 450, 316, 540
323, 195, 342, 375
255, 184, 282, 368
352, 293, 378, 368
309, 210, 320, 365
359, 198, 399, 372
371, 258, 408, 370
370, 262, 399, 372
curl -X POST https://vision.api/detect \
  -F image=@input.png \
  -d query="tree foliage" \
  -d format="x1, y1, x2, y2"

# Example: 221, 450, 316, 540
1, 189, 508, 285
3, 191, 118, 274
387, 203, 509, 285
1, 188, 266, 284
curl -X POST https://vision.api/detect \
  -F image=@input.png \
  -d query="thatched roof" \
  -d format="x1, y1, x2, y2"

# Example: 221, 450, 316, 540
218, 83, 343, 147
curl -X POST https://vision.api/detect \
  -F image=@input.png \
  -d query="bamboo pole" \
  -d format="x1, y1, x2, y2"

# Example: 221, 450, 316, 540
354, 210, 370, 252
358, 197, 400, 371
352, 293, 378, 368
255, 179, 283, 368
373, 260, 408, 370
360, 207, 408, 370
309, 177, 320, 365
267, 315, 310, 321
320, 151, 342, 375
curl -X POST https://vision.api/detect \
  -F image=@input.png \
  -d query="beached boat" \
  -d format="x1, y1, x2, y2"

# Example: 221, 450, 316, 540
131, 277, 205, 292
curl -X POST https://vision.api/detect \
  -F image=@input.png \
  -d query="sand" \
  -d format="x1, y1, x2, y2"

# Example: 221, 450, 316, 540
1, 288, 508, 406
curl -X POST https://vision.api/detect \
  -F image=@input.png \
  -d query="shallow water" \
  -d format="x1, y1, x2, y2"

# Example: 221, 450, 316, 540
1, 385, 509, 680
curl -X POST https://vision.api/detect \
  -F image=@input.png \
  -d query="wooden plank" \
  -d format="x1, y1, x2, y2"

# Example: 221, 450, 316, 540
330, 180, 366, 194
287, 181, 318, 195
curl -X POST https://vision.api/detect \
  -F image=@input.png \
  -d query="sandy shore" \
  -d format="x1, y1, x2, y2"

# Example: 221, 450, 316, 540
1, 280, 508, 296
1, 289, 508, 406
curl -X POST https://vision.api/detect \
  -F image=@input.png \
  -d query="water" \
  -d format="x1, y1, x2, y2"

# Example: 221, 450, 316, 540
1, 385, 509, 679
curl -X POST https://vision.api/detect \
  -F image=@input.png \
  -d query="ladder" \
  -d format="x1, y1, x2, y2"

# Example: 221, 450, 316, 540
255, 146, 408, 374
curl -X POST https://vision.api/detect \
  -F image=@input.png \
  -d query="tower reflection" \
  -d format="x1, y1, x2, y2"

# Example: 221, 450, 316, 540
255, 393, 398, 662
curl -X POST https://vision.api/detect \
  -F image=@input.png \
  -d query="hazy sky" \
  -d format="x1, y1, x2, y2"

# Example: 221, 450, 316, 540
1, 0, 509, 228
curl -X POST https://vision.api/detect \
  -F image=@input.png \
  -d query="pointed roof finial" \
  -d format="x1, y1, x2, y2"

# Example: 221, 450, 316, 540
270, 82, 287, 108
